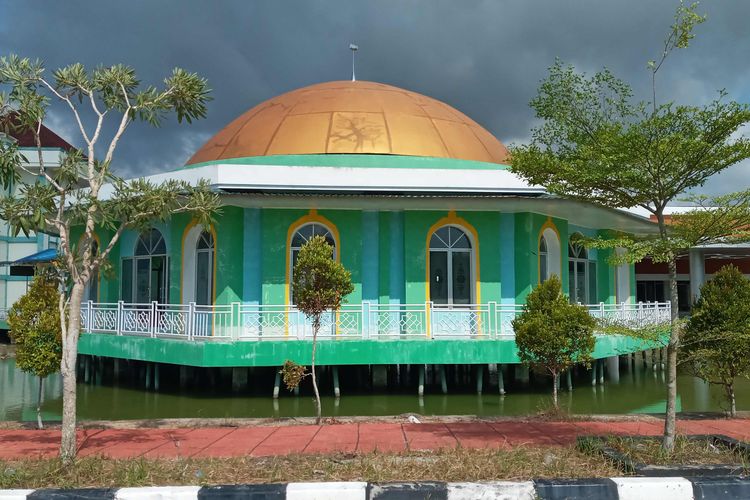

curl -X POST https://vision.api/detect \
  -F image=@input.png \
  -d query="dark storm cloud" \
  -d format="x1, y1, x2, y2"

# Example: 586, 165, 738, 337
1, 0, 748, 195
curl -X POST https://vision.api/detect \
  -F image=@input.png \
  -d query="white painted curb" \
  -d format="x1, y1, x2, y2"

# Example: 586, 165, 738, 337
0, 491, 34, 500
286, 481, 368, 500
115, 485, 201, 499
448, 481, 536, 499
612, 477, 694, 500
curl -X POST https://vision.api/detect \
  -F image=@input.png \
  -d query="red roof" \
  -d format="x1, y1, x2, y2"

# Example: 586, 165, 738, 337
2, 112, 76, 151
9, 122, 76, 151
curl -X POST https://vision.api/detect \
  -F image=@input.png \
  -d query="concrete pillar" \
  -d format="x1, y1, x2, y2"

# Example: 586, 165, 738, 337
598, 359, 605, 385
145, 363, 152, 390
372, 365, 388, 389
606, 356, 620, 383
84, 356, 91, 384
498, 365, 505, 395
515, 364, 529, 384
232, 367, 247, 392
154, 363, 160, 391
591, 363, 597, 386
95, 357, 103, 386
273, 369, 281, 399
179, 366, 190, 387
418, 364, 425, 397
566, 368, 573, 391
439, 365, 448, 394
113, 359, 121, 383
475, 365, 483, 395
333, 366, 340, 398
689, 248, 705, 305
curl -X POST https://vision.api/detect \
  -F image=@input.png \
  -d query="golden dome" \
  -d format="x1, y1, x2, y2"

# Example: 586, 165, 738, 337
187, 80, 509, 165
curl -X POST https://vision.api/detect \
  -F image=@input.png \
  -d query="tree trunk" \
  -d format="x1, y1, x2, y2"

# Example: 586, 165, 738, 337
552, 371, 559, 409
37, 376, 44, 430
60, 283, 85, 463
728, 382, 736, 418
655, 210, 680, 452
662, 257, 680, 451
311, 316, 321, 425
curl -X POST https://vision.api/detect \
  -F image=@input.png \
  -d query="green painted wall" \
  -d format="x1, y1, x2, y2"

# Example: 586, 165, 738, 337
260, 208, 363, 305
89, 206, 635, 310
514, 213, 568, 302
167, 213, 191, 304
402, 210, 502, 304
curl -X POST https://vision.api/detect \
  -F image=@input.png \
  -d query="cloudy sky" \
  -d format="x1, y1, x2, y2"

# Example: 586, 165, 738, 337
1, 0, 749, 196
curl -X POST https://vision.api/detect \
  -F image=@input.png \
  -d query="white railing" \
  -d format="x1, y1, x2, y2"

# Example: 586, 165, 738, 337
79, 300, 671, 341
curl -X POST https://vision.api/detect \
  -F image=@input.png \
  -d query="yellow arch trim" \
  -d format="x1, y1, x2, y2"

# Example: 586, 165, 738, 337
538, 217, 561, 285
78, 232, 102, 302
180, 220, 218, 305
284, 209, 341, 306
424, 210, 481, 305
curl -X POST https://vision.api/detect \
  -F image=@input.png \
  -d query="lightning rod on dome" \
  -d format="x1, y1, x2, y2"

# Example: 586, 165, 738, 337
349, 43, 358, 81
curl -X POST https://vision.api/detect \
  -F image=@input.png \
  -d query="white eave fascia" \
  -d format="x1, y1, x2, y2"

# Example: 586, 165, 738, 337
145, 162, 548, 195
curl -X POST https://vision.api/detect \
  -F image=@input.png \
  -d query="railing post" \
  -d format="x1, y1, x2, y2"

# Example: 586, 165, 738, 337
150, 301, 157, 338
187, 302, 195, 340
117, 300, 123, 336
426, 301, 433, 339
231, 302, 240, 340
488, 301, 497, 338
296, 308, 304, 340
362, 302, 370, 339
86, 300, 93, 333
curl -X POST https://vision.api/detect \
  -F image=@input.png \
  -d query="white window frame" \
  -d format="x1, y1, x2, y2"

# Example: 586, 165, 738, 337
429, 224, 475, 306
194, 231, 215, 306
568, 239, 595, 304
289, 222, 336, 304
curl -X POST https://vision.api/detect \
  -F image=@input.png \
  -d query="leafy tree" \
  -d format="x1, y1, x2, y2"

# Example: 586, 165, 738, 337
7, 272, 62, 429
512, 276, 596, 409
290, 235, 353, 424
683, 265, 750, 417
0, 56, 220, 461
509, 3, 750, 449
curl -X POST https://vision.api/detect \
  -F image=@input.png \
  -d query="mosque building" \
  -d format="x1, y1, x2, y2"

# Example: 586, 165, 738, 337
69, 81, 672, 392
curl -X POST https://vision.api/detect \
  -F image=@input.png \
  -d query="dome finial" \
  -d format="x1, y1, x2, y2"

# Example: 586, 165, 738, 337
349, 43, 358, 81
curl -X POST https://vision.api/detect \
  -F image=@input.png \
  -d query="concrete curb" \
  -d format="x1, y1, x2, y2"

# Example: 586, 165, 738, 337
3, 477, 750, 499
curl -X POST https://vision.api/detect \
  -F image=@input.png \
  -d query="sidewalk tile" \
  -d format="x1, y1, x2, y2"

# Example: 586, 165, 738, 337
356, 423, 406, 453
251, 425, 320, 456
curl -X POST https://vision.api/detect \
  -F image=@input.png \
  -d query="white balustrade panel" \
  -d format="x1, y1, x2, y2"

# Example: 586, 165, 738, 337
76, 300, 671, 341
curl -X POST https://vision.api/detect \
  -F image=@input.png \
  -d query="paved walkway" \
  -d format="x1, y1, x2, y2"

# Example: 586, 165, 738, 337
1, 418, 749, 460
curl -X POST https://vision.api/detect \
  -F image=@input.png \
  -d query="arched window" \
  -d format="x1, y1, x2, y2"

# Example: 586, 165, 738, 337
568, 237, 596, 304
289, 223, 335, 304
195, 231, 214, 305
539, 236, 549, 282
429, 225, 473, 305
539, 226, 561, 283
121, 228, 168, 303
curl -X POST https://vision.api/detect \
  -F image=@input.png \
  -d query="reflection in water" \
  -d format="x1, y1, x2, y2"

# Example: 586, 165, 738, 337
0, 357, 745, 422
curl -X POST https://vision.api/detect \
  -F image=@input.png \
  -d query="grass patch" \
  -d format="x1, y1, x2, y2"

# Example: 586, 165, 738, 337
595, 435, 745, 466
578, 434, 750, 475
0, 447, 620, 489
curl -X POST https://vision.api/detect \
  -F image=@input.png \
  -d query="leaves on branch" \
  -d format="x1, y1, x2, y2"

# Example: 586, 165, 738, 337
7, 272, 62, 379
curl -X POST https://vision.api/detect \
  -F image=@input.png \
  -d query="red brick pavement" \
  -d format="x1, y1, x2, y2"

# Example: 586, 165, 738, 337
1, 418, 749, 460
